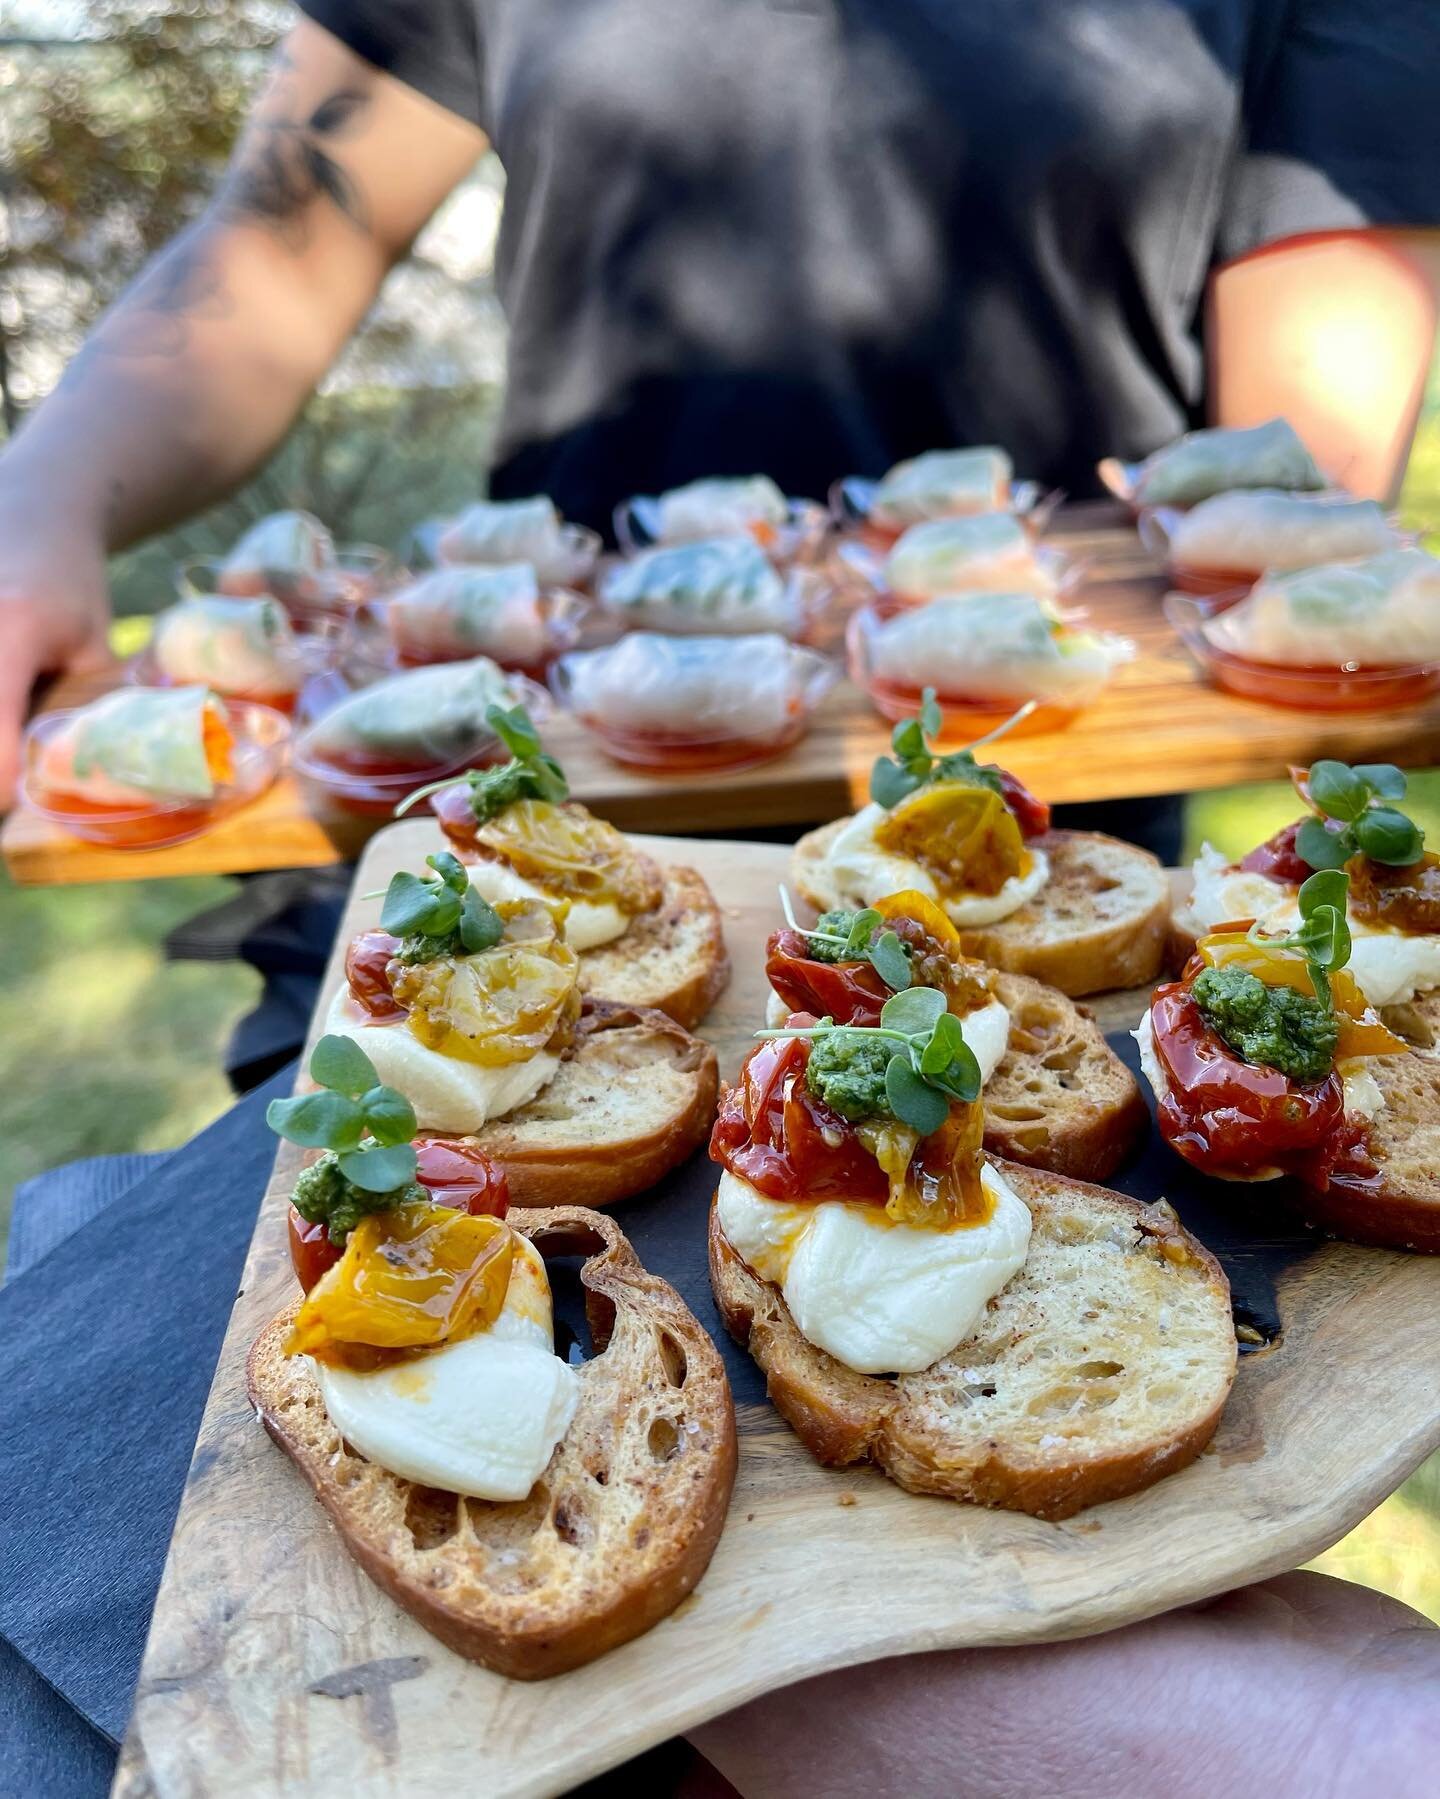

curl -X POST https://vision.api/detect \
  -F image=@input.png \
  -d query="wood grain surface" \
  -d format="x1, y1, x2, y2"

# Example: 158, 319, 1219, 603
15, 503, 1440, 885
113, 824, 1440, 1799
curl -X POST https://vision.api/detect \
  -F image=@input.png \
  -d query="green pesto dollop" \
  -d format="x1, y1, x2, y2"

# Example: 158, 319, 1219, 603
464, 751, 568, 824
291, 1152, 426, 1247
808, 908, 863, 963
1192, 964, 1337, 1084
805, 1031, 894, 1120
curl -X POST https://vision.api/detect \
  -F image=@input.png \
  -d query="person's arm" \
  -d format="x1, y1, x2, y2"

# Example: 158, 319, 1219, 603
0, 18, 485, 801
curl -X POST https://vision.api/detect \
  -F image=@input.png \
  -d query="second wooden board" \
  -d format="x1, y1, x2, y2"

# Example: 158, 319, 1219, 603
116, 826, 1440, 1797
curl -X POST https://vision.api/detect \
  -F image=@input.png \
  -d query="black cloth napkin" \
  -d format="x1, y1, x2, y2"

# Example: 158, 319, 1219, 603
0, 1065, 294, 1754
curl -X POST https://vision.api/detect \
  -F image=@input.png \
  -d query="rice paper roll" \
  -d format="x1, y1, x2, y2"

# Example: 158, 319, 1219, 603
437, 496, 573, 580
151, 596, 303, 698
300, 657, 519, 768
1132, 418, 1324, 507
386, 565, 547, 665
872, 447, 1012, 526
652, 475, 789, 543
563, 632, 806, 737
1164, 490, 1401, 574
868, 594, 1130, 700
220, 511, 333, 593
33, 687, 233, 805
1203, 549, 1440, 666
884, 513, 1054, 599
599, 536, 798, 634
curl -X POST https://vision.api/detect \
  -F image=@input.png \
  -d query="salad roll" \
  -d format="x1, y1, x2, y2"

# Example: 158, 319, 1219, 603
865, 593, 1131, 701
1202, 548, 1440, 666
599, 535, 799, 634
872, 447, 1012, 526
561, 631, 814, 738
884, 513, 1055, 599
1130, 418, 1324, 508
437, 496, 583, 585
300, 657, 520, 769
650, 474, 789, 543
151, 596, 303, 700
1162, 490, 1400, 575
31, 686, 233, 804
387, 565, 548, 666
220, 510, 334, 594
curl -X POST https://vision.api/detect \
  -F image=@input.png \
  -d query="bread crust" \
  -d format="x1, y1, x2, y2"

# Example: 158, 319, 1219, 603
248, 1206, 737, 1679
709, 1160, 1236, 1520
475, 999, 719, 1208
578, 863, 731, 1030
793, 822, 1171, 997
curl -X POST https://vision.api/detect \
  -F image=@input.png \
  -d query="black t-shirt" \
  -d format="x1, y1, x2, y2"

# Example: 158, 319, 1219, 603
301, 0, 1439, 533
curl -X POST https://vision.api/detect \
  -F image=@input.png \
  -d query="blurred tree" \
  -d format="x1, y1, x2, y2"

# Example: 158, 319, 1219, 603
1, 1, 287, 429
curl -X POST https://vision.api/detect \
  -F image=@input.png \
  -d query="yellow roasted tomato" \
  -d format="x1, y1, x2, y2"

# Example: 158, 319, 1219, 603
856, 1102, 991, 1229
390, 897, 580, 1064
475, 799, 662, 914
1196, 929, 1406, 1061
874, 783, 1029, 898
286, 1204, 515, 1367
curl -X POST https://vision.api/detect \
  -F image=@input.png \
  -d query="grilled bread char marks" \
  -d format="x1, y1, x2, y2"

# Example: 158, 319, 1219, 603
793, 823, 1171, 998
710, 1161, 1237, 1521
473, 999, 719, 1209
249, 1206, 737, 1680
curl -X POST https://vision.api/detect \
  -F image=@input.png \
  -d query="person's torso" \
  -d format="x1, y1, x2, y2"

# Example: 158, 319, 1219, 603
475, 0, 1271, 529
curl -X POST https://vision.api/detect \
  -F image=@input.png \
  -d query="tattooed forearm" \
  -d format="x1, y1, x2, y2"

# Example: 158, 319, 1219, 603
218, 83, 373, 247
58, 224, 234, 377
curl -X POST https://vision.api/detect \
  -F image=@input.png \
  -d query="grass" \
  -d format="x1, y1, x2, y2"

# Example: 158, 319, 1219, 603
4, 374, 1440, 1624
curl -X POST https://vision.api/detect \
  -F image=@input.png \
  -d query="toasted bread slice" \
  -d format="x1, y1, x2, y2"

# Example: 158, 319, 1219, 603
1293, 1051, 1440, 1252
476, 999, 718, 1208
578, 864, 731, 1030
984, 972, 1147, 1180
249, 1206, 737, 1678
793, 824, 1171, 997
710, 1159, 1236, 1519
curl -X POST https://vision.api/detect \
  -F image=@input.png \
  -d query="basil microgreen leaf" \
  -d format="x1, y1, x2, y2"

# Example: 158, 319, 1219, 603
869, 689, 1031, 810
844, 908, 883, 956
458, 885, 504, 953
918, 1008, 964, 1075
359, 1084, 418, 1147
1248, 869, 1352, 1016
928, 1045, 982, 1104
308, 1033, 379, 1098
1354, 806, 1424, 867
381, 869, 459, 938
266, 1089, 366, 1150
868, 929, 912, 991
1307, 760, 1369, 822
919, 688, 944, 742
884, 1056, 950, 1136
1295, 759, 1425, 874
1295, 816, 1348, 870
1352, 763, 1408, 800
486, 700, 542, 760
871, 758, 920, 810
1297, 868, 1348, 916
335, 1142, 419, 1193
880, 985, 947, 1036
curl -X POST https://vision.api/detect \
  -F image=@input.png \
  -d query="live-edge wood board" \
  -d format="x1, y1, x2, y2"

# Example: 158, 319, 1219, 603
15, 504, 1440, 884
114, 826, 1440, 1797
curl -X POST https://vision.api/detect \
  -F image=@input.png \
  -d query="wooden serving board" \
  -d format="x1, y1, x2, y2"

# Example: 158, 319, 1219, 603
14, 503, 1440, 885
115, 825, 1440, 1798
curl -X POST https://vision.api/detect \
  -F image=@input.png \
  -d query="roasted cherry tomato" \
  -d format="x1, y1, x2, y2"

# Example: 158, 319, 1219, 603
765, 928, 891, 1026
433, 780, 480, 852
1238, 820, 1315, 886
287, 1139, 510, 1290
345, 929, 406, 1021
1348, 851, 1440, 935
1150, 983, 1346, 1181
710, 1031, 889, 1205
992, 766, 1050, 839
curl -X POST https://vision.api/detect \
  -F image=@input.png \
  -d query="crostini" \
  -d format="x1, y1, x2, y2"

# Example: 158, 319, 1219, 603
792, 694, 1171, 996
1175, 761, 1440, 1030
250, 1036, 736, 1677
764, 887, 1145, 1180
405, 702, 730, 1030
709, 997, 1236, 1517
326, 854, 717, 1206
1138, 870, 1440, 1251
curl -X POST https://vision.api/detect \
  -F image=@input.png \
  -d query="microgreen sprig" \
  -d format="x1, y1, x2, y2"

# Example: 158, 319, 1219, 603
267, 1034, 419, 1194
758, 986, 980, 1136
1295, 760, 1424, 871
1247, 868, 1352, 1013
376, 849, 503, 957
778, 885, 912, 990
395, 702, 568, 821
870, 688, 1036, 810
